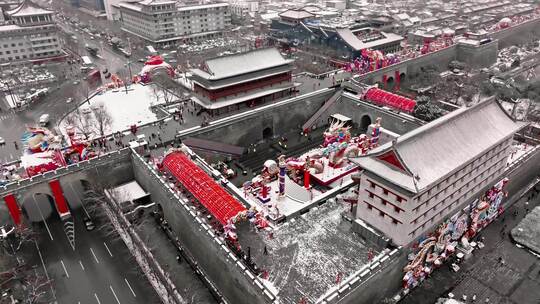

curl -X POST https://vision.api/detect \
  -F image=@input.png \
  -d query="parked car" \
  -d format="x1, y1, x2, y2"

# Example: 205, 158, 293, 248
66, 98, 73, 104
0, 137, 5, 145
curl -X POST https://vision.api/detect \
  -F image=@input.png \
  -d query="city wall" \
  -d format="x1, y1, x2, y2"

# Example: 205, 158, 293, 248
492, 17, 540, 48
130, 152, 277, 304
0, 149, 133, 222
186, 89, 422, 147
318, 248, 407, 304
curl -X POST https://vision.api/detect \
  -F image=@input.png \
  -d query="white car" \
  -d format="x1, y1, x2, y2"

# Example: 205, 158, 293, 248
0, 137, 5, 145
66, 98, 73, 104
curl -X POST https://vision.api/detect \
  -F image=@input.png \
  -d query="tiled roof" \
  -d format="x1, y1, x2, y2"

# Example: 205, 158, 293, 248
351, 100, 524, 193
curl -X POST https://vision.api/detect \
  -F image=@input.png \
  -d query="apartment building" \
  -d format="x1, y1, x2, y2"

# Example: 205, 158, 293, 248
228, 0, 258, 18
118, 0, 230, 45
351, 100, 523, 245
0, 0, 63, 65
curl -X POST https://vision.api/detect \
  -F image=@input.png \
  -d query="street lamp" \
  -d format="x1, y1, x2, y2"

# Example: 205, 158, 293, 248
124, 61, 133, 84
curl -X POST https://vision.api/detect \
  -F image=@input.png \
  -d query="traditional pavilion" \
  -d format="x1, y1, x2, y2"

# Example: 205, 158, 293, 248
189, 48, 296, 114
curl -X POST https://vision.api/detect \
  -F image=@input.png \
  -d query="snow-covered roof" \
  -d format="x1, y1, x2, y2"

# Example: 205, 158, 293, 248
6, 0, 52, 17
139, 0, 175, 5
110, 180, 148, 203
395, 13, 410, 20
191, 48, 293, 80
336, 28, 403, 51
351, 100, 524, 194
279, 9, 314, 19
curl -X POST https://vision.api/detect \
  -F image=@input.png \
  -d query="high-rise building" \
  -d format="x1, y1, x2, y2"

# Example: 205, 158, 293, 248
118, 0, 230, 45
0, 0, 64, 66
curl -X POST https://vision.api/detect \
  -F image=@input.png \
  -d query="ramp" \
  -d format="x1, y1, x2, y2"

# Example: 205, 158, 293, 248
302, 89, 342, 133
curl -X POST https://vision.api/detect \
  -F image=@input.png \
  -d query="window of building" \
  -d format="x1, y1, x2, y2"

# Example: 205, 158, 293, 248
379, 211, 385, 217
383, 189, 388, 195
392, 218, 399, 225
367, 204, 372, 210
394, 206, 400, 213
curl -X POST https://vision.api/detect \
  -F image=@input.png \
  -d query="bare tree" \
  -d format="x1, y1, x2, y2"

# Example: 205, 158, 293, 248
22, 270, 53, 304
65, 108, 93, 139
92, 103, 113, 137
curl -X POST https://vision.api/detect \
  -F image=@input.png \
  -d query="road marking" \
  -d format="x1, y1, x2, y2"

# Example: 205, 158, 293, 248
90, 247, 100, 263
79, 260, 85, 271
110, 285, 121, 304
103, 242, 113, 257
34, 241, 56, 299
94, 293, 101, 304
33, 196, 53, 241
124, 278, 136, 297
60, 260, 69, 278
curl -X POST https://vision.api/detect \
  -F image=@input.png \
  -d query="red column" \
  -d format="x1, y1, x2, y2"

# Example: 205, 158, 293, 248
304, 170, 310, 189
382, 74, 388, 88
3, 194, 21, 225
48, 179, 70, 216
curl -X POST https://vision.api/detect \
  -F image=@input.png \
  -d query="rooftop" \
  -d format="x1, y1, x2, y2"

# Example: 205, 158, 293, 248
237, 199, 376, 302
351, 100, 524, 193
191, 48, 293, 80
279, 9, 315, 20
6, 0, 52, 17
336, 28, 403, 51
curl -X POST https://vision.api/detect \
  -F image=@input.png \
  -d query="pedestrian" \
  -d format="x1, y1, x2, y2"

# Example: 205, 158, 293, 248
263, 246, 268, 255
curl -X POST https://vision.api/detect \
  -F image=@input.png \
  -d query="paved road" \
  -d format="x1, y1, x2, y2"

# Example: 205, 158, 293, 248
30, 206, 161, 304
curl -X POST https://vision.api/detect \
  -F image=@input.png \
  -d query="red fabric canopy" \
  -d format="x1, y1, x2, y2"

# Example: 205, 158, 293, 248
363, 88, 416, 113
162, 152, 246, 225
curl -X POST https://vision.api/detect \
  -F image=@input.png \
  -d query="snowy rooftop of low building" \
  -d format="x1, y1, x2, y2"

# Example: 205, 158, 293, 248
336, 28, 403, 51
237, 199, 376, 303
6, 0, 52, 17
279, 9, 315, 19
110, 180, 149, 203
191, 48, 293, 80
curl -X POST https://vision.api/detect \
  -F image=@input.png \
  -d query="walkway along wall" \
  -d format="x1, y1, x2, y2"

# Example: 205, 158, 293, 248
185, 88, 422, 148
130, 151, 278, 304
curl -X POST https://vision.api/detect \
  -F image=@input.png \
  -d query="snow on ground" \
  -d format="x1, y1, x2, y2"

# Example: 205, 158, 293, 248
60, 84, 163, 139
238, 199, 374, 303
511, 206, 540, 254
507, 142, 536, 165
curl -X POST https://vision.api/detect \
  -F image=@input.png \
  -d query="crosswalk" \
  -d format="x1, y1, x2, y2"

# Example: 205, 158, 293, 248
0, 112, 16, 121
63, 219, 76, 250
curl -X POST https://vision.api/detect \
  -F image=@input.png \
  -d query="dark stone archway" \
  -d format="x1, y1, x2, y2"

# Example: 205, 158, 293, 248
360, 115, 372, 131
21, 193, 58, 222
262, 127, 273, 140
386, 76, 394, 88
